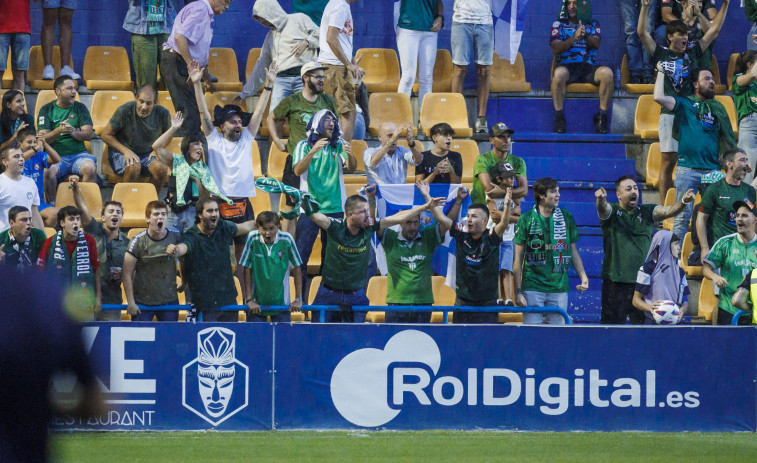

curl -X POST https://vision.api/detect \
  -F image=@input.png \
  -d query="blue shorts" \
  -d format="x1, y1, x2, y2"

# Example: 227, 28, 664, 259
108, 149, 155, 176
38, 200, 52, 212
450, 22, 494, 66
499, 240, 514, 272
42, 0, 76, 8
0, 34, 31, 71
56, 152, 97, 180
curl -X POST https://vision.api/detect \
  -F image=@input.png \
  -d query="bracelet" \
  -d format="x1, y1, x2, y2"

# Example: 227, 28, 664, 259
515, 289, 523, 295
408, 141, 416, 148
369, 200, 377, 205
295, 297, 303, 302
264, 86, 273, 91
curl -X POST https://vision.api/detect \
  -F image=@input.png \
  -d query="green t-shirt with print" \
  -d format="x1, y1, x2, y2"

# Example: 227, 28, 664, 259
382, 225, 442, 304
600, 203, 657, 283
398, 0, 437, 31
272, 92, 338, 155
293, 139, 348, 214
705, 234, 757, 314
653, 43, 702, 115
322, 218, 381, 292
731, 73, 757, 124
471, 150, 527, 205
699, 179, 757, 246
37, 101, 93, 157
238, 230, 302, 316
673, 96, 722, 170
514, 207, 580, 293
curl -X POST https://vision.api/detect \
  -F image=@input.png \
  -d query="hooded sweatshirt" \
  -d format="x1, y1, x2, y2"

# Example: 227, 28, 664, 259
635, 230, 689, 323
239, 0, 320, 99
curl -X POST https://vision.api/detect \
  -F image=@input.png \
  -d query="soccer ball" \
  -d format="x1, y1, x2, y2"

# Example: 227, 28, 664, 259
652, 300, 682, 325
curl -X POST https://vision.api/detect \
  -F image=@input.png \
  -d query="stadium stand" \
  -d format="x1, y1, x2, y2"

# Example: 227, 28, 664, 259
354, 48, 401, 93
157, 91, 176, 116
489, 52, 531, 93
91, 91, 135, 135
662, 188, 676, 231
698, 278, 717, 322
365, 276, 387, 323
412, 49, 453, 94
111, 183, 159, 228
207, 48, 243, 92
82, 46, 134, 91
267, 139, 287, 180
714, 95, 738, 138
245, 48, 262, 82
680, 232, 702, 277
645, 142, 662, 188
419, 92, 473, 137
620, 54, 652, 94
367, 92, 416, 137
351, 140, 368, 171
450, 139, 479, 182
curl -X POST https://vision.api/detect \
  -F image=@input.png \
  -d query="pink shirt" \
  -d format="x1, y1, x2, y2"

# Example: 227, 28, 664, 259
163, 0, 214, 66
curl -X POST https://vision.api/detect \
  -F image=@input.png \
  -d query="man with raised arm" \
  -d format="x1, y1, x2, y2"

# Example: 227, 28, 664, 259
639, 0, 730, 203
305, 185, 445, 323
363, 122, 422, 186
166, 196, 257, 322
70, 176, 127, 321
596, 175, 694, 324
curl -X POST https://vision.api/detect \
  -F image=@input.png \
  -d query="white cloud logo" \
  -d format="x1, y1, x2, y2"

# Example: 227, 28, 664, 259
330, 330, 440, 427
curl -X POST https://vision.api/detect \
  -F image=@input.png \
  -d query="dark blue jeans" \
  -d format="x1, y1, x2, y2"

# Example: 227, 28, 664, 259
133, 299, 180, 322
620, 0, 656, 79
295, 212, 342, 289
312, 285, 368, 323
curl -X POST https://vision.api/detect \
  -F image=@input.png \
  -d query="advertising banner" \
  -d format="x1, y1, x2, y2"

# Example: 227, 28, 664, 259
53, 323, 757, 432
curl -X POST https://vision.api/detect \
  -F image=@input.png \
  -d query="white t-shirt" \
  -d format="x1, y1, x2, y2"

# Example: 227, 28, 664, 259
0, 173, 40, 232
486, 195, 514, 241
453, 0, 494, 25
206, 129, 256, 198
319, 0, 354, 65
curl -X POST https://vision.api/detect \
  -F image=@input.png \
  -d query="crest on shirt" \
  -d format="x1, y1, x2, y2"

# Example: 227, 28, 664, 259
277, 251, 283, 262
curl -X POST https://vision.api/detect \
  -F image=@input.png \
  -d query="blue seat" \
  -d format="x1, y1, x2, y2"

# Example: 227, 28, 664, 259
525, 158, 635, 182
513, 141, 626, 159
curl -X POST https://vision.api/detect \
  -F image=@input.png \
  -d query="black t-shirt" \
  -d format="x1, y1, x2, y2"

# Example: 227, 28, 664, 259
415, 150, 463, 184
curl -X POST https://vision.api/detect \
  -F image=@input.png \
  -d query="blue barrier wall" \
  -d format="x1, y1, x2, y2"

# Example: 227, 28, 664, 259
28, 1, 752, 90
52, 323, 757, 432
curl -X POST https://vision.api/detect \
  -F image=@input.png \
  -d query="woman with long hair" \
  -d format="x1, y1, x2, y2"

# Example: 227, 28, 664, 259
0, 90, 34, 150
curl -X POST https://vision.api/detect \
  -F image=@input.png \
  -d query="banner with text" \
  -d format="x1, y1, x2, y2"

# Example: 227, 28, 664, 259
54, 323, 757, 432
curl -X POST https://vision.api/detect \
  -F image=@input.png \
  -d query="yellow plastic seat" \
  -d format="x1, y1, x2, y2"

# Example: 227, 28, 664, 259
157, 90, 175, 116
450, 140, 480, 183
726, 52, 739, 91
308, 275, 322, 305
680, 232, 702, 277
34, 89, 80, 126
714, 95, 738, 139
552, 57, 598, 93
489, 52, 531, 93
412, 49, 454, 93
249, 192, 274, 216
28, 46, 73, 90
82, 46, 133, 91
55, 182, 102, 215
344, 174, 367, 185
252, 139, 264, 178
307, 231, 322, 275
698, 278, 717, 321
204, 91, 246, 113
710, 54, 726, 95
234, 276, 246, 321
634, 94, 661, 139
245, 48, 262, 82
344, 183, 366, 198
126, 228, 147, 240
43, 227, 57, 238
419, 92, 472, 137
111, 183, 159, 228
267, 139, 288, 180
367, 92, 416, 137
620, 54, 653, 94
430, 275, 455, 323
91, 91, 135, 135
662, 188, 676, 231
645, 142, 662, 188
207, 48, 243, 92
366, 276, 387, 324
355, 48, 401, 93
351, 140, 368, 171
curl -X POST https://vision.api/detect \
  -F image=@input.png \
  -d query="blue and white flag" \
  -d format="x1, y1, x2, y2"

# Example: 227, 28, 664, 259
374, 183, 471, 289
493, 0, 530, 64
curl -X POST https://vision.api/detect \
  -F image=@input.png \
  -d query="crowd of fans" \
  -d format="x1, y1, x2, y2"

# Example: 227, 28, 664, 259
1, 0, 757, 326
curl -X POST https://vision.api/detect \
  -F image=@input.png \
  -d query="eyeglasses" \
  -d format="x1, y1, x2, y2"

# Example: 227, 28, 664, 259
308, 74, 327, 81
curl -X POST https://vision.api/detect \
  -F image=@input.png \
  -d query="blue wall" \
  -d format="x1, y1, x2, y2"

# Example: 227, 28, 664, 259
31, 0, 752, 90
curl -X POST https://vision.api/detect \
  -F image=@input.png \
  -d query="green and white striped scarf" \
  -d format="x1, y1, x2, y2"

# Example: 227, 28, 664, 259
172, 153, 232, 206
255, 177, 321, 220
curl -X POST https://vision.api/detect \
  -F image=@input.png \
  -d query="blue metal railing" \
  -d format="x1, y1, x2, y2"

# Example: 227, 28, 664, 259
102, 304, 572, 324
731, 310, 753, 326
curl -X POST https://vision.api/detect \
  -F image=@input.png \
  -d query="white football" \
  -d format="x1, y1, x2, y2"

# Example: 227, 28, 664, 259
652, 300, 682, 325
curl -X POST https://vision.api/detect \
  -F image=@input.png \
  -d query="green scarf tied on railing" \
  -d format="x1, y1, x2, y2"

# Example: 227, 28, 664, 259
254, 177, 321, 220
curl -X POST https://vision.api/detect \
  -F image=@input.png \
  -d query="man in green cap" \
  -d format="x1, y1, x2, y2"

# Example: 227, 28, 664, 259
471, 122, 527, 207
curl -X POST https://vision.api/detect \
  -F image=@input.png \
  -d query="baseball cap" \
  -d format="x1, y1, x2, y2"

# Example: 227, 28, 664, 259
213, 104, 251, 127
489, 122, 515, 137
487, 161, 516, 180
301, 61, 328, 77
732, 200, 757, 215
